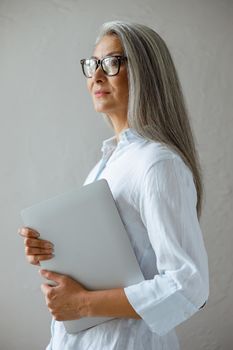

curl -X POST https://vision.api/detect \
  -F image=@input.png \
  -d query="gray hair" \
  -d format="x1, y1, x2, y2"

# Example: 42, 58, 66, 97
95, 20, 203, 218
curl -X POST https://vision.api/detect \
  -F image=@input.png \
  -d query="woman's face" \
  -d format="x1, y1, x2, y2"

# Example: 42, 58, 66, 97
87, 35, 129, 118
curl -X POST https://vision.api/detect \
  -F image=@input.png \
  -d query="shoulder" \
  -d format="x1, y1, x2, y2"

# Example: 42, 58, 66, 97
132, 139, 190, 177
131, 140, 196, 204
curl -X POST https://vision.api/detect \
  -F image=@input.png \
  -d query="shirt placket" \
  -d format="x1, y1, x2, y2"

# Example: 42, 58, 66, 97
93, 148, 116, 181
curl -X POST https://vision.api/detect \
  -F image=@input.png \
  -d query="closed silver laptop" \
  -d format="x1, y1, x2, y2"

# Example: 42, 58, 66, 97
21, 179, 144, 334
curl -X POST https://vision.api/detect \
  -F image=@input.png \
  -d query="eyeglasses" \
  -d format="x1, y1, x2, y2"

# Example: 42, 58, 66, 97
80, 55, 127, 78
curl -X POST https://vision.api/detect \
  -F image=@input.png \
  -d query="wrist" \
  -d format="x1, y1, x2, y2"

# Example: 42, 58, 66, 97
85, 290, 98, 317
77, 290, 92, 318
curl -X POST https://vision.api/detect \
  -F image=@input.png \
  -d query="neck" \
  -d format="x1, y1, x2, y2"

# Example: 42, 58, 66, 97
107, 113, 129, 142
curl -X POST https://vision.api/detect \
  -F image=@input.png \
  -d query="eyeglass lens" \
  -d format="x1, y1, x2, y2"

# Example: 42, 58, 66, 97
84, 57, 120, 77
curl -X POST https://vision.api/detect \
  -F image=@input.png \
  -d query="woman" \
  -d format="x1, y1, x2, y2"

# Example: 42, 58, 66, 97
19, 20, 209, 349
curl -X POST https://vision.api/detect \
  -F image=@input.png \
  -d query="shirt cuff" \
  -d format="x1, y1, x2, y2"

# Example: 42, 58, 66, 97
124, 274, 199, 336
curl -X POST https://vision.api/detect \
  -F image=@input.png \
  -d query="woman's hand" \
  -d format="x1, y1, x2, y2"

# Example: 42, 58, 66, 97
39, 269, 90, 321
18, 226, 54, 265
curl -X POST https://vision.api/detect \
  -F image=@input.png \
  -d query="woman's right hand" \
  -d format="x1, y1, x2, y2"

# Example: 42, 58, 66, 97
18, 226, 54, 266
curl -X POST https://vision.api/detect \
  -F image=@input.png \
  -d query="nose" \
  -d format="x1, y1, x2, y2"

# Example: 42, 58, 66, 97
92, 65, 107, 83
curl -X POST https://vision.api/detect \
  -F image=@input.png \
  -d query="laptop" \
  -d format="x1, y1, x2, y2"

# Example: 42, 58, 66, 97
20, 178, 145, 334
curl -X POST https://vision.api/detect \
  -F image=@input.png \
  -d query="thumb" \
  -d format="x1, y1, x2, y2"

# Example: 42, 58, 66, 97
39, 269, 64, 284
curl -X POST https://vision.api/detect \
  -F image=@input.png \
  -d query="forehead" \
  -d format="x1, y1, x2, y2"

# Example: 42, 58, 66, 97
93, 35, 123, 58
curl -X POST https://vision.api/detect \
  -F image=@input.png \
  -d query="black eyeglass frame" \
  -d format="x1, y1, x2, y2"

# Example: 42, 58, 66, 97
80, 55, 128, 78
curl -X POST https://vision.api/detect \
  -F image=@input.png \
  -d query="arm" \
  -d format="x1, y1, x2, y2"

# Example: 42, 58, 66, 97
87, 287, 141, 319
122, 157, 209, 336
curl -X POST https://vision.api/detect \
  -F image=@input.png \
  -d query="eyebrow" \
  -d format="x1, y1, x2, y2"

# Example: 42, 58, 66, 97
90, 51, 123, 59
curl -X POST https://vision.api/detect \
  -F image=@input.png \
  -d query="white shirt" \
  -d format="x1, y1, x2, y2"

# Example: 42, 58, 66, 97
46, 127, 209, 350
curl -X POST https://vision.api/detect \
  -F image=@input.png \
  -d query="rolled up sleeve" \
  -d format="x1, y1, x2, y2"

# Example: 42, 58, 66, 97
124, 156, 209, 336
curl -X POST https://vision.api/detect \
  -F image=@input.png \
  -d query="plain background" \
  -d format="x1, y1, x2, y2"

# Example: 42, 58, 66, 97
0, 0, 232, 349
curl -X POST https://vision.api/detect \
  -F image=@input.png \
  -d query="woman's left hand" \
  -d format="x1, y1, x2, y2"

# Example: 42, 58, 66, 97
40, 269, 90, 321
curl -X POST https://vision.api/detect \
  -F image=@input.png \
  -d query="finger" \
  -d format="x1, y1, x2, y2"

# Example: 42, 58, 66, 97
24, 238, 54, 249
25, 246, 54, 255
27, 254, 54, 265
18, 227, 40, 238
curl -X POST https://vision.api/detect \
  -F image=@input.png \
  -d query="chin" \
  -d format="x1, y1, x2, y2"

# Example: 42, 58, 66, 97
94, 104, 112, 113
95, 107, 106, 113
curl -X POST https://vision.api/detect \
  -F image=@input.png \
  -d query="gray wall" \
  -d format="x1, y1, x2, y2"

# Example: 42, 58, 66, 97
0, 1, 232, 349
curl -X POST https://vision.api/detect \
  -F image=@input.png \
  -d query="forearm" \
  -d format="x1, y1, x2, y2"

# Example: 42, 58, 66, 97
86, 288, 141, 319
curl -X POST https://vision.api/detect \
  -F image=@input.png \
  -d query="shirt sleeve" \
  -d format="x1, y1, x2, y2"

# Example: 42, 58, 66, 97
123, 156, 209, 336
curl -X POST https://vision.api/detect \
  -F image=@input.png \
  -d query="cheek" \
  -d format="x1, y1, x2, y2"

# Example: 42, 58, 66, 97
120, 71, 129, 94
119, 77, 129, 99
113, 74, 128, 98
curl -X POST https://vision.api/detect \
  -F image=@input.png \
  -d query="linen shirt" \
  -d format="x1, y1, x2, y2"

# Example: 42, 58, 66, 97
46, 127, 209, 350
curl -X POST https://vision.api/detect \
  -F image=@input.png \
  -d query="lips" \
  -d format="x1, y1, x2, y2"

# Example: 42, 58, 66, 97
94, 90, 110, 97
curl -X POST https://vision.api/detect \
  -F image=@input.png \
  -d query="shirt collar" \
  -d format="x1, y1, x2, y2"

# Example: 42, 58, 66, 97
101, 127, 144, 156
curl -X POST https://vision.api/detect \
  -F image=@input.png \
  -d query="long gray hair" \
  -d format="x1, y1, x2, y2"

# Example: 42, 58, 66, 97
95, 20, 203, 219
